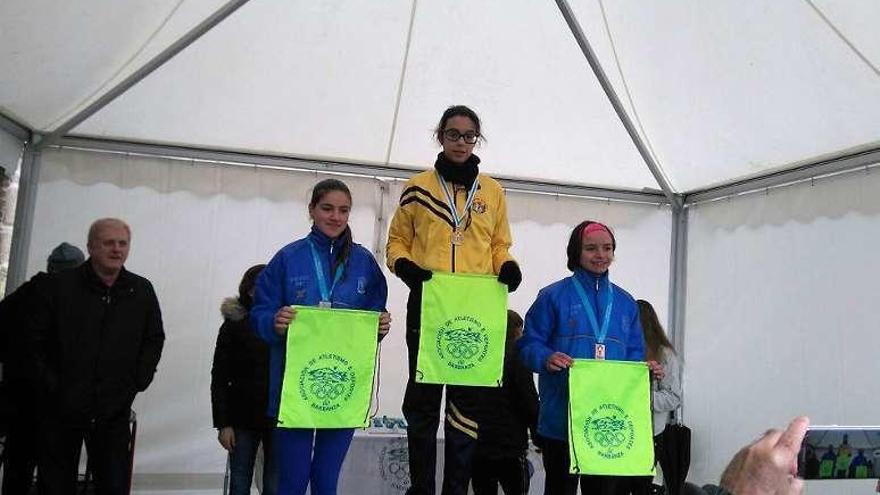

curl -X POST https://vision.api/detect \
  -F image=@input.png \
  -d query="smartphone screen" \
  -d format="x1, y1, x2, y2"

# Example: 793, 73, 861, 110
798, 426, 880, 479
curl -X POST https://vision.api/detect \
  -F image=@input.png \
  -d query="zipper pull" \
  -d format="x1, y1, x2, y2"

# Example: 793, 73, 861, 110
330, 240, 334, 255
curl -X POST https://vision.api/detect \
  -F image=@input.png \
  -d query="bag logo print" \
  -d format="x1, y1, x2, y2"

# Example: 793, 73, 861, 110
583, 403, 636, 460
378, 438, 411, 492
435, 315, 489, 370
298, 353, 356, 412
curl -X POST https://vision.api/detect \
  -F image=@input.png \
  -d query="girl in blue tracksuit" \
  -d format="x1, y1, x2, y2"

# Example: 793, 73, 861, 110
251, 179, 391, 495
517, 220, 660, 495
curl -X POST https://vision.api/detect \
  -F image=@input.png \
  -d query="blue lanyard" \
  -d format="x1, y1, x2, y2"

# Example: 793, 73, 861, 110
570, 275, 614, 344
435, 171, 479, 229
308, 239, 344, 303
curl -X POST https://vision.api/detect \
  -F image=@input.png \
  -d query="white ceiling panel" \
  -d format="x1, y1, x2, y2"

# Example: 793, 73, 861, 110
0, 0, 228, 130
1, 1, 877, 192
571, 0, 880, 192
74, 0, 412, 166
389, 1, 657, 190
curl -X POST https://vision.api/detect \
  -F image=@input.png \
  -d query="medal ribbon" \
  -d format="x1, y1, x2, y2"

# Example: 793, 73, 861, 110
570, 274, 614, 345
435, 171, 479, 232
308, 239, 344, 303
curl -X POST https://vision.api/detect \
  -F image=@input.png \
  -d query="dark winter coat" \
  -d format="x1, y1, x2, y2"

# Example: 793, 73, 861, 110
473, 337, 540, 459
0, 272, 50, 426
26, 261, 165, 425
211, 297, 271, 430
1, 272, 50, 384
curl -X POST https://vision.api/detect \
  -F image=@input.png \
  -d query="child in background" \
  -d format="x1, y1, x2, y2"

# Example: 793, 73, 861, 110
470, 310, 539, 495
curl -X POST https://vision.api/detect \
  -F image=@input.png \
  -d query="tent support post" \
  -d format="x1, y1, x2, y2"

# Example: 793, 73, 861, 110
35, 0, 253, 150
553, 0, 681, 210
5, 144, 41, 294
668, 205, 688, 422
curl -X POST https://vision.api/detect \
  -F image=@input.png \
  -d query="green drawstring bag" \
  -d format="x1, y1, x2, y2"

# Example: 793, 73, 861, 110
417, 272, 507, 386
277, 306, 380, 428
568, 359, 655, 475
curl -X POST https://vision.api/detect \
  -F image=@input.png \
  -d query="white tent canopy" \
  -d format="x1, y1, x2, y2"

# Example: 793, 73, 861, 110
3, 0, 878, 191
2, 1, 879, 492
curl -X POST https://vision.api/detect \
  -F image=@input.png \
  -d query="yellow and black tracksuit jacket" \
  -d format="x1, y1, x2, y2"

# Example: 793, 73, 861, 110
386, 169, 514, 277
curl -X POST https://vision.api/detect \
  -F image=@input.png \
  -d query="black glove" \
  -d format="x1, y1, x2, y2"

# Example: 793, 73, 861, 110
497, 261, 522, 292
394, 258, 432, 290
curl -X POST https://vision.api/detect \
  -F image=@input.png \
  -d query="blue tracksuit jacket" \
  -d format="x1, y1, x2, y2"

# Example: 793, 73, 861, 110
251, 226, 388, 418
517, 268, 645, 441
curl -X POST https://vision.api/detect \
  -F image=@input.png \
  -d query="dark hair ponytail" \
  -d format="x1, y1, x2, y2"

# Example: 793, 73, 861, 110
310, 179, 354, 276
637, 299, 675, 361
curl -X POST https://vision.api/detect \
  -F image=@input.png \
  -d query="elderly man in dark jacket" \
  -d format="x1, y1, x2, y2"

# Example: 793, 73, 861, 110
27, 218, 165, 495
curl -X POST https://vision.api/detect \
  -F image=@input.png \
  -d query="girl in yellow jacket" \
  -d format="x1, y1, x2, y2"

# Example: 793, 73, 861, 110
386, 105, 521, 495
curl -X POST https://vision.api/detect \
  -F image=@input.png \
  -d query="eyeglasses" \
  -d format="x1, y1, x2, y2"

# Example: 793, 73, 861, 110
443, 129, 479, 144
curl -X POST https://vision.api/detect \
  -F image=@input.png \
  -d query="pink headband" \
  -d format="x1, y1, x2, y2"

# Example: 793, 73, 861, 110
582, 222, 612, 239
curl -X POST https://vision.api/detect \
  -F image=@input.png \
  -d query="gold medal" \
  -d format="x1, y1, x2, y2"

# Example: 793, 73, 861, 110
451, 229, 464, 245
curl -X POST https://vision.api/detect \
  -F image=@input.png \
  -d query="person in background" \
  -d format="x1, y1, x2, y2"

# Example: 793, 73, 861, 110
211, 264, 276, 495
850, 448, 870, 478
27, 218, 165, 495
819, 444, 836, 479
835, 443, 852, 478
469, 310, 539, 495
251, 179, 390, 495
803, 445, 819, 478
517, 220, 662, 495
635, 299, 682, 494
0, 242, 84, 495
385, 105, 522, 495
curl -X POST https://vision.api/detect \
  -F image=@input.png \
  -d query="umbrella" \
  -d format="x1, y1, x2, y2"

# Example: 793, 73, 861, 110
659, 423, 692, 495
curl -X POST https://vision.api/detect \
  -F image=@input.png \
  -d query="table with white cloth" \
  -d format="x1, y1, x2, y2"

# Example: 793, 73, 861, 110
337, 427, 546, 495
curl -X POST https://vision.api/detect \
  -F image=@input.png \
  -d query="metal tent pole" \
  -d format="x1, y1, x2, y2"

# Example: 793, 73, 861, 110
6, 144, 41, 294
685, 146, 880, 204
667, 206, 689, 421
553, 0, 682, 211
0, 112, 30, 142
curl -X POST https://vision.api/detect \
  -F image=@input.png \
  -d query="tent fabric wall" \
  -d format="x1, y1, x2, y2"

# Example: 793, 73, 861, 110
26, 147, 670, 475
684, 165, 880, 493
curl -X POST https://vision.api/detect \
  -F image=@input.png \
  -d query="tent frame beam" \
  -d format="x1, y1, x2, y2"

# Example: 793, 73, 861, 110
685, 146, 880, 204
553, 0, 682, 211
56, 135, 670, 204
0, 112, 31, 142
34, 0, 252, 150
